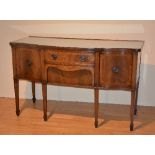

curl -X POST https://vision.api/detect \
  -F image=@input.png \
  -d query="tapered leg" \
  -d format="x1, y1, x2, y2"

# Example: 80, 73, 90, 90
32, 82, 36, 103
42, 83, 47, 121
134, 89, 138, 115
130, 90, 136, 131
94, 88, 99, 128
14, 78, 20, 116
134, 82, 139, 115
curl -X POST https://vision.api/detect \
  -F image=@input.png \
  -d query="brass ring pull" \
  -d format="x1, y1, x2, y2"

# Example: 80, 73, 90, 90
25, 59, 32, 67
79, 55, 88, 62
112, 66, 120, 73
51, 54, 58, 60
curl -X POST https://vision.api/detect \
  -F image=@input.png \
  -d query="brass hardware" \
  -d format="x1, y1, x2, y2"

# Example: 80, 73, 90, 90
25, 59, 32, 67
112, 66, 120, 73
79, 55, 88, 62
51, 54, 58, 60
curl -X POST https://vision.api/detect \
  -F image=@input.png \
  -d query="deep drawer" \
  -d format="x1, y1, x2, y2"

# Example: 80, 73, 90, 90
47, 65, 94, 87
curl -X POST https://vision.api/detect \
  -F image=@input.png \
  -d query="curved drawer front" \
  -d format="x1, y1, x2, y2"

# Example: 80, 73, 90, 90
47, 65, 94, 87
99, 49, 133, 89
45, 49, 95, 66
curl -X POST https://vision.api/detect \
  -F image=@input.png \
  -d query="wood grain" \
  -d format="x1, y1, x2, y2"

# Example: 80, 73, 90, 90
0, 98, 155, 135
15, 47, 42, 82
47, 65, 94, 87
45, 49, 95, 66
99, 49, 133, 89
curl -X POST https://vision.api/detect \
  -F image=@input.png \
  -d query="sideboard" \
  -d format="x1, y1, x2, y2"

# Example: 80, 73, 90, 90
10, 36, 144, 131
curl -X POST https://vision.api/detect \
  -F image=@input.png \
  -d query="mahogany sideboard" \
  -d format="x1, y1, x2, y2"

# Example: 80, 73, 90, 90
10, 36, 144, 131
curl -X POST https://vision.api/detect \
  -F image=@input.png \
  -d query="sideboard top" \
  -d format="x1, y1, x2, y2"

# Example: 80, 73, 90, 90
10, 36, 144, 50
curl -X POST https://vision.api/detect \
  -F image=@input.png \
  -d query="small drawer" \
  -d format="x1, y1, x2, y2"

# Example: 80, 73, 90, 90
44, 49, 95, 66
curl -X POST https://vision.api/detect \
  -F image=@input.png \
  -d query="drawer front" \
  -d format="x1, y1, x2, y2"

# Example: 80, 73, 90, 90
47, 65, 94, 87
45, 49, 95, 66
15, 47, 41, 81
99, 50, 133, 89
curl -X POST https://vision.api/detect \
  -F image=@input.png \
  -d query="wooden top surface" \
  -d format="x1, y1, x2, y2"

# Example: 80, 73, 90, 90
10, 36, 144, 50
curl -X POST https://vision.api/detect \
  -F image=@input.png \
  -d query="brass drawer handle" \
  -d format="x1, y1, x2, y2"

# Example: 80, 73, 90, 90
112, 66, 120, 73
79, 55, 88, 62
25, 59, 32, 67
51, 54, 58, 60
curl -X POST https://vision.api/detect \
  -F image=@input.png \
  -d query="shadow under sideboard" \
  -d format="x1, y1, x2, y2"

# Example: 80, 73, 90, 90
19, 98, 155, 131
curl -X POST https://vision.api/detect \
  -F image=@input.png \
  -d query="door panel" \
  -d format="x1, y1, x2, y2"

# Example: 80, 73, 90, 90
99, 49, 133, 89
16, 47, 41, 81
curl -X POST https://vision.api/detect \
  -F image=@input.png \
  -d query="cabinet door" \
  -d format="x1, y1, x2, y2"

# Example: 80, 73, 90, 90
99, 49, 133, 89
16, 47, 41, 81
